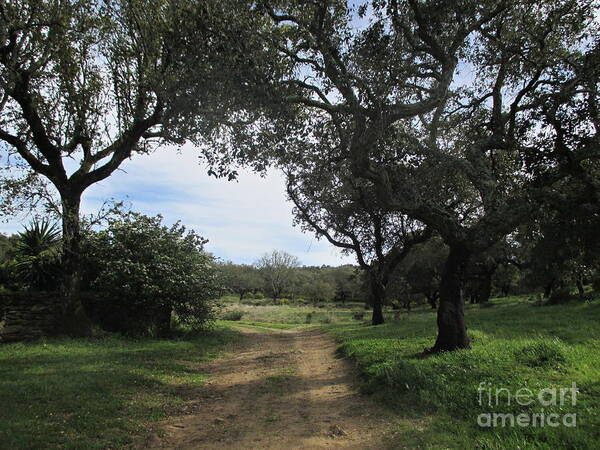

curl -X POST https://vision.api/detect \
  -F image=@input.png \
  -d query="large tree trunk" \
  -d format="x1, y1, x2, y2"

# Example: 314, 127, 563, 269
370, 274, 385, 325
372, 300, 384, 325
59, 193, 92, 336
429, 244, 471, 352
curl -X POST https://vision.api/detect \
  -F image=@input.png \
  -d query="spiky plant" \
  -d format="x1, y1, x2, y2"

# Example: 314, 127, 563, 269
14, 219, 62, 291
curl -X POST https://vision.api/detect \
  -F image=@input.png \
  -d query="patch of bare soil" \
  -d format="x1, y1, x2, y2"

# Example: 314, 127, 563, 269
141, 327, 396, 449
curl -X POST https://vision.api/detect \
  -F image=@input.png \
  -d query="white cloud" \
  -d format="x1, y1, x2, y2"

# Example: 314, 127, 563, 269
2, 145, 355, 266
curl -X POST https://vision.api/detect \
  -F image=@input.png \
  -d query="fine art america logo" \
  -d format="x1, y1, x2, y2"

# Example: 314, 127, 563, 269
477, 382, 578, 428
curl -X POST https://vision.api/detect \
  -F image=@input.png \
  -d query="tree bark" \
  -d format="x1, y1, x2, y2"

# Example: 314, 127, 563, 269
59, 192, 92, 336
543, 279, 555, 300
425, 293, 437, 309
575, 273, 585, 298
372, 300, 384, 325
370, 274, 385, 325
429, 244, 471, 352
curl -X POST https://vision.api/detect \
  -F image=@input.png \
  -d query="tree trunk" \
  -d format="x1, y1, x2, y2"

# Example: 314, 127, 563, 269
59, 193, 92, 336
429, 244, 471, 352
478, 270, 493, 304
543, 279, 555, 300
370, 274, 385, 325
372, 300, 384, 325
425, 293, 437, 309
575, 272, 585, 298
470, 291, 479, 304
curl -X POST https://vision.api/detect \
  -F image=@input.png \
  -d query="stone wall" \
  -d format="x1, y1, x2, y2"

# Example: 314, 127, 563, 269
0, 292, 61, 343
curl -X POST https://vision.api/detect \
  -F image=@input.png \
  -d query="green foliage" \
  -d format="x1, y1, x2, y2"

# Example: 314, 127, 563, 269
219, 262, 262, 300
83, 213, 220, 336
303, 277, 336, 304
13, 219, 61, 291
320, 312, 333, 324
0, 233, 18, 262
0, 327, 239, 449
0, 260, 17, 290
220, 309, 245, 321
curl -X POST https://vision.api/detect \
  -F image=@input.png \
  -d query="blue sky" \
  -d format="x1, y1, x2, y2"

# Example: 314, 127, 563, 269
0, 144, 354, 267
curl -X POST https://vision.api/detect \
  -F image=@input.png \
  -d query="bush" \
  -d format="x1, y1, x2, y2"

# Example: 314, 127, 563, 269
82, 213, 220, 336
221, 309, 245, 321
320, 313, 333, 324
352, 311, 365, 321
13, 219, 61, 291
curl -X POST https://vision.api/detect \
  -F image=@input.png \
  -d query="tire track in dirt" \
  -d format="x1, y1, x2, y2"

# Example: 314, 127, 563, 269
142, 327, 395, 449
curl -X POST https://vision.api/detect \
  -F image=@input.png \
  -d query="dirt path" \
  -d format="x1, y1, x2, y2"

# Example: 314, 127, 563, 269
143, 327, 396, 449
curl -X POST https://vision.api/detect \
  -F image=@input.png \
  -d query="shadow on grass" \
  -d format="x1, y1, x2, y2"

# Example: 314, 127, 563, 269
0, 328, 240, 449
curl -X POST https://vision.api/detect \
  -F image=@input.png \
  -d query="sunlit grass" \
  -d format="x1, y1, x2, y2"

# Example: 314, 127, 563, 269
326, 295, 600, 449
0, 326, 240, 449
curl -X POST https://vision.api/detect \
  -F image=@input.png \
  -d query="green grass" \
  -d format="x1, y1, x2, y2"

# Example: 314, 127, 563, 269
326, 295, 600, 449
0, 326, 240, 449
218, 300, 373, 325
218, 319, 301, 330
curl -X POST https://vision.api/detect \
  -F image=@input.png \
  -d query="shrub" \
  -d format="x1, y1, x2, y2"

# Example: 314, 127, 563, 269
0, 260, 18, 291
82, 213, 220, 336
221, 309, 245, 321
13, 219, 61, 291
352, 311, 365, 321
320, 313, 333, 324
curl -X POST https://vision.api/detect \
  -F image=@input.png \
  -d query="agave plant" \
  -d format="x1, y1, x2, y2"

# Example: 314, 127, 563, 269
14, 218, 62, 291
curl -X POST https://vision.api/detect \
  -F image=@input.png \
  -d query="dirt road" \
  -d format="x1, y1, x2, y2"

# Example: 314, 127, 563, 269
143, 327, 396, 449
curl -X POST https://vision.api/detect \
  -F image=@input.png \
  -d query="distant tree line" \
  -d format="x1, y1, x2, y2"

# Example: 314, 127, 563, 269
217, 230, 600, 313
219, 250, 365, 305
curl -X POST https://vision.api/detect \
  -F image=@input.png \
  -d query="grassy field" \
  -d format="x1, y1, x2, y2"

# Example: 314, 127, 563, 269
0, 326, 240, 449
218, 297, 376, 325
326, 295, 600, 449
